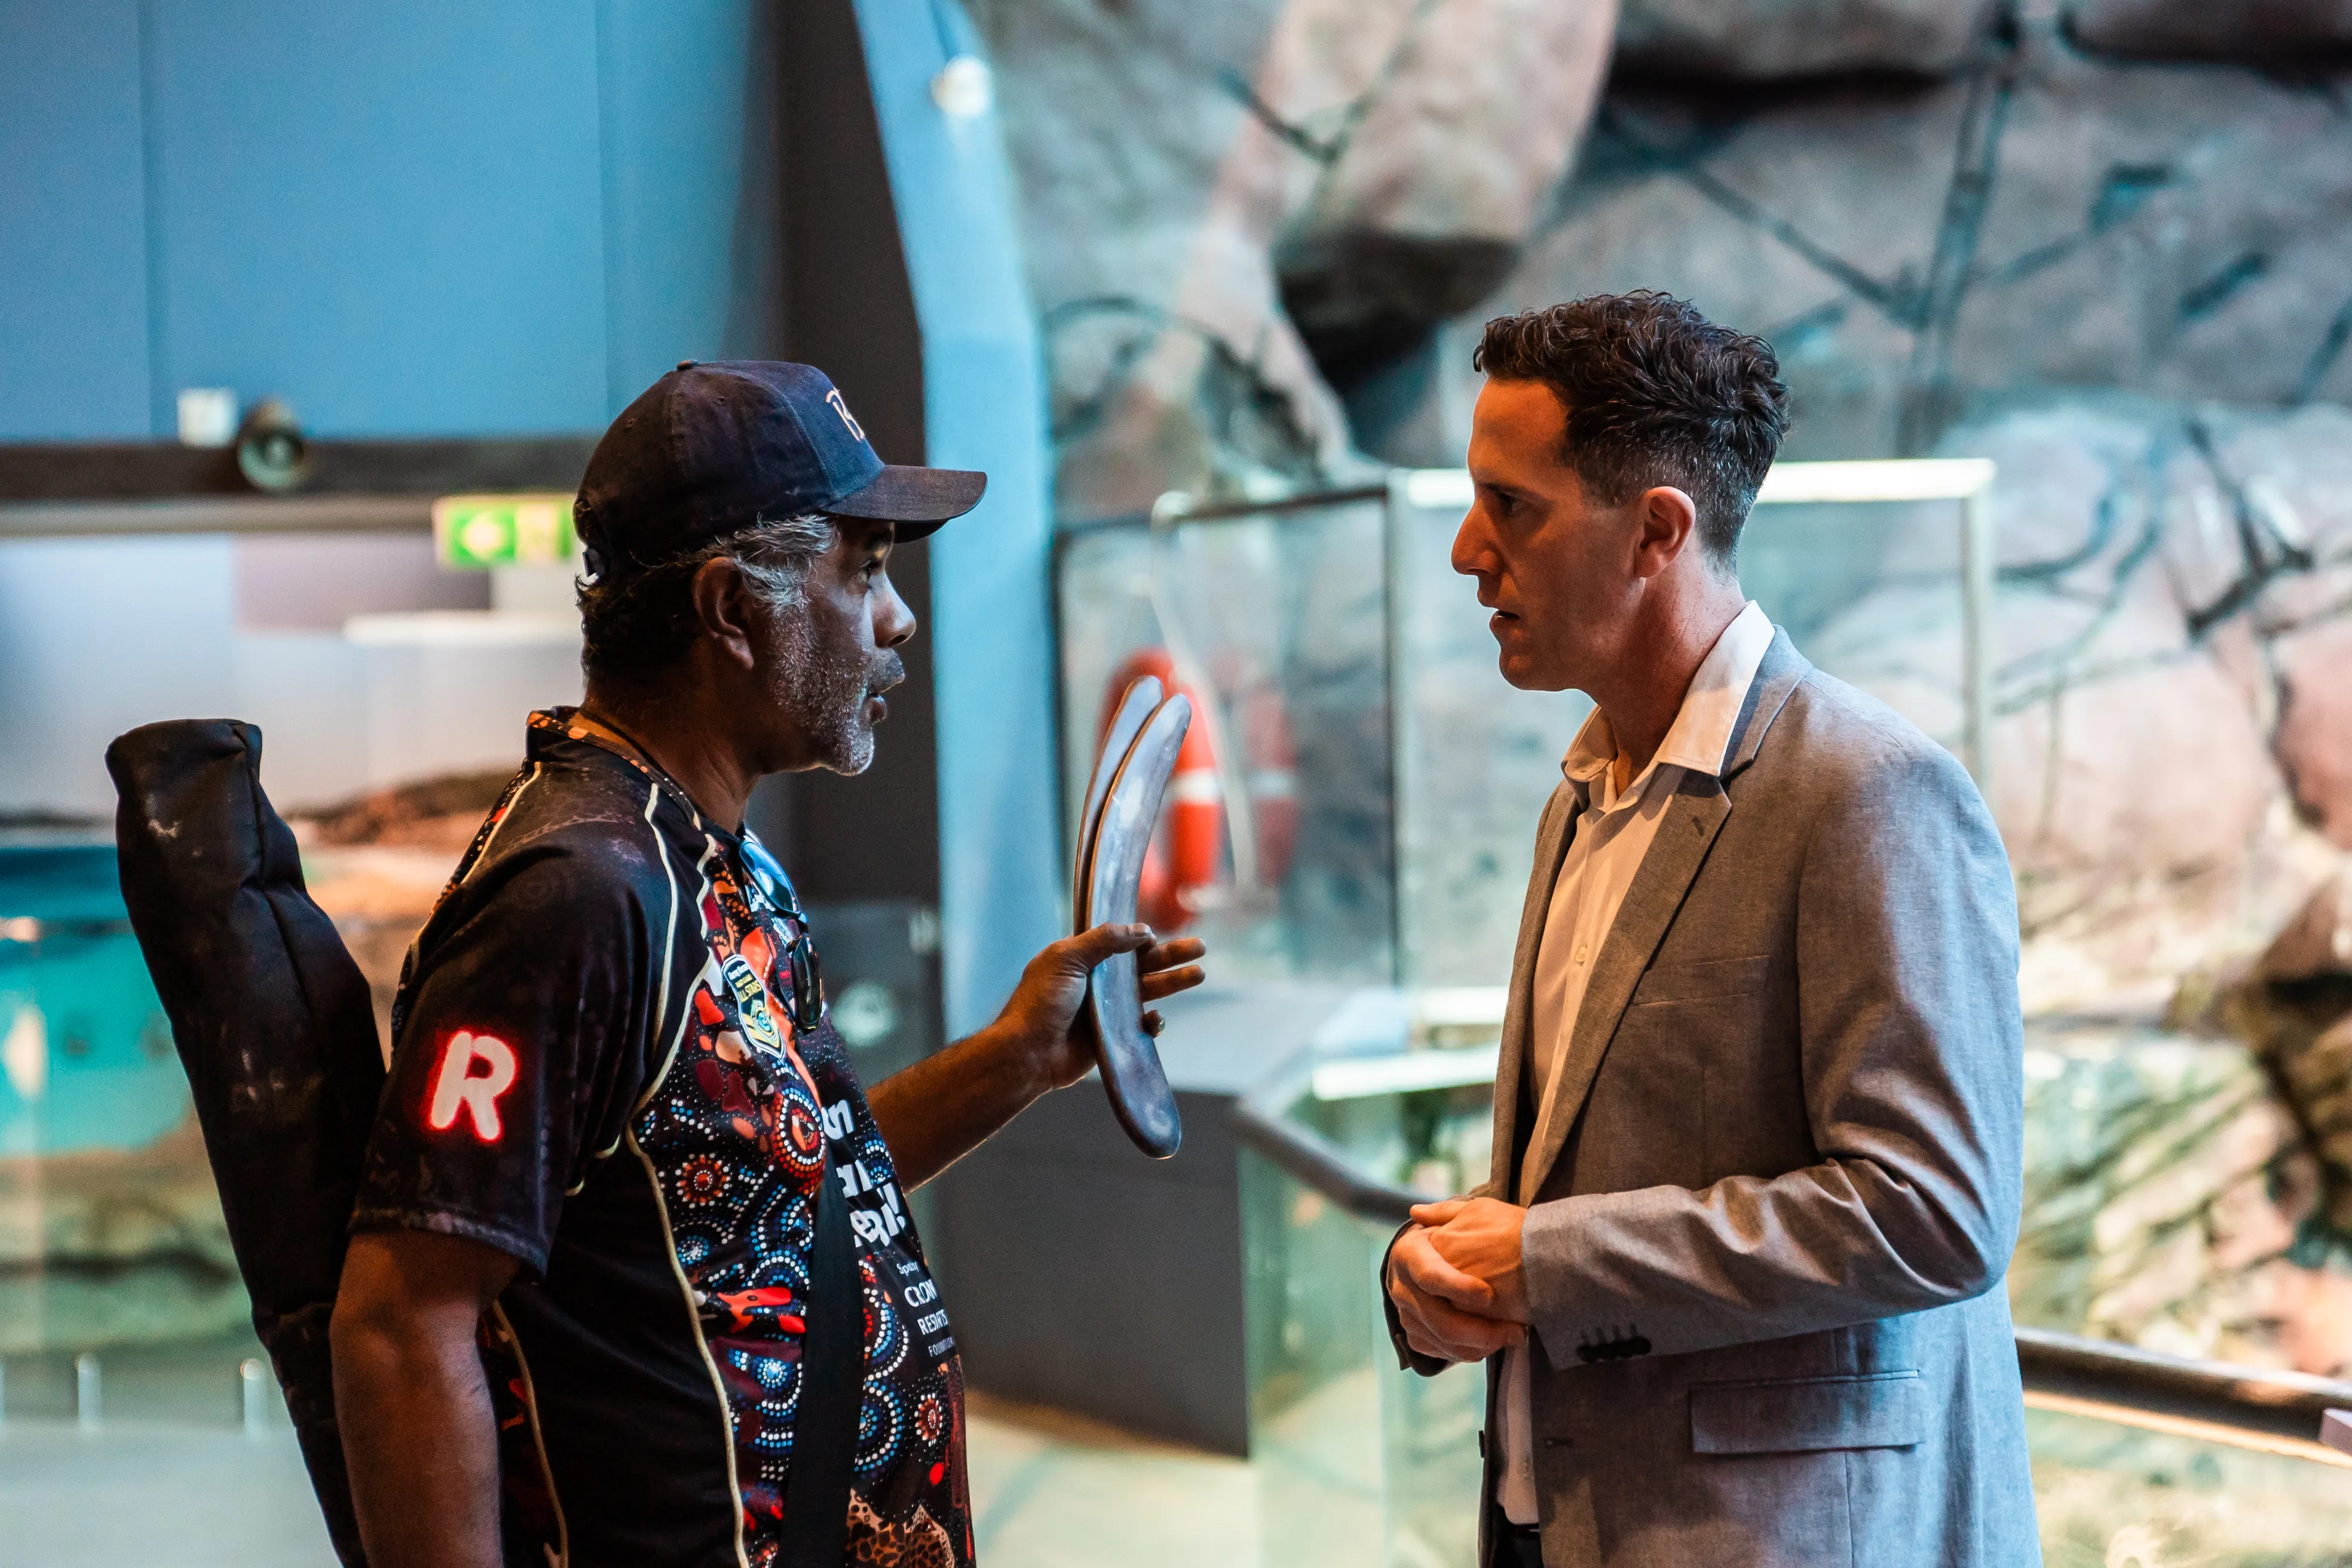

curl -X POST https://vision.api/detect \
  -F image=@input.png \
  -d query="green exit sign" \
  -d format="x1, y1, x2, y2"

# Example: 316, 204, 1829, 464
432, 494, 578, 569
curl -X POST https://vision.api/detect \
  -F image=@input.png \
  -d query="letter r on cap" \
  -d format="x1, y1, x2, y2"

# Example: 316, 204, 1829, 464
428, 1030, 519, 1143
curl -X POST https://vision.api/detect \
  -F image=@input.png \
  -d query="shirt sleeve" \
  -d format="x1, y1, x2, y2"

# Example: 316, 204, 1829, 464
349, 848, 654, 1272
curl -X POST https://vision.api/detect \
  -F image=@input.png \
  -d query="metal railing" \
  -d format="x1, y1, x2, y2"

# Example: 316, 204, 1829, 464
1230, 1058, 2352, 1469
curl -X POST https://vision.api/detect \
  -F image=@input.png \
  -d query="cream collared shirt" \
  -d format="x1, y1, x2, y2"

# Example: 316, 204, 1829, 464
1495, 601, 1776, 1526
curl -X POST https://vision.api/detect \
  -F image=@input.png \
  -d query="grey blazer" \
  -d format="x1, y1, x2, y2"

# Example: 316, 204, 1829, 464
1386, 632, 2039, 1568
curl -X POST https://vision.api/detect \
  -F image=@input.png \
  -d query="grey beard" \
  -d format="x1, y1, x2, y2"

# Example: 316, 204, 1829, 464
776, 625, 902, 776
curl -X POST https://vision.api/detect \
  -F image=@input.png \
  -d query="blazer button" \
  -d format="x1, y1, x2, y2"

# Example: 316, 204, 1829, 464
1542, 1436, 1574, 1450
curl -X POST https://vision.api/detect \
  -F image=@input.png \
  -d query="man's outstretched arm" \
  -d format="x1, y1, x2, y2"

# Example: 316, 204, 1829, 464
868, 922, 1205, 1190
331, 1230, 521, 1568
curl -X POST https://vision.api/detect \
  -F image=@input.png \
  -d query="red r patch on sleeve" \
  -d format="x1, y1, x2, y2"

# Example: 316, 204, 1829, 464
428, 1030, 519, 1143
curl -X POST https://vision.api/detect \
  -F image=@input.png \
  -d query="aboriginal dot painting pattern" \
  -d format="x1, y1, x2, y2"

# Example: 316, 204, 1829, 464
632, 852, 969, 1568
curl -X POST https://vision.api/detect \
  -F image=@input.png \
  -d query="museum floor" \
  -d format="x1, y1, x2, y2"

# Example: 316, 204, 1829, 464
0, 1405, 1304, 1568
0, 1331, 1334, 1568
10, 1328, 2352, 1566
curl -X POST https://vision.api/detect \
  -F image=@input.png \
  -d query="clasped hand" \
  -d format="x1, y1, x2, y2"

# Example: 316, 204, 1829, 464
1386, 1197, 1532, 1364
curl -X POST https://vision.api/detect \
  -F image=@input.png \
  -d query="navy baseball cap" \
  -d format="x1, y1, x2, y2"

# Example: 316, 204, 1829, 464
574, 360, 987, 575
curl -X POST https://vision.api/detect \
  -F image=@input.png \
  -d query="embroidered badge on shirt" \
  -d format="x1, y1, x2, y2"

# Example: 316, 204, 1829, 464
721, 951, 789, 1065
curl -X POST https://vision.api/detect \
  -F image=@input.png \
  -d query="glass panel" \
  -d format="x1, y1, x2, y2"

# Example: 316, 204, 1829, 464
1246, 1065, 2352, 1567
1389, 484, 1589, 988
2028, 1405, 2352, 1566
1055, 503, 1394, 982
0, 839, 244, 1357
2009, 1018, 2352, 1371
1741, 497, 1970, 755
1241, 1144, 1483, 1568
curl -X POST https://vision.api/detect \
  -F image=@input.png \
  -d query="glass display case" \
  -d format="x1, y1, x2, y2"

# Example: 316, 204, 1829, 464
1054, 464, 1993, 990
1057, 491, 1400, 983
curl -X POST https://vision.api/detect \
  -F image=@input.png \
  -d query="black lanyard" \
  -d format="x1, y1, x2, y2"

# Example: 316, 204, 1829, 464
576, 708, 826, 1033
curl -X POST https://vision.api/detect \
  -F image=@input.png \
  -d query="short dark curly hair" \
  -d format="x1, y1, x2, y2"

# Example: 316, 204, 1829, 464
1474, 292, 1789, 567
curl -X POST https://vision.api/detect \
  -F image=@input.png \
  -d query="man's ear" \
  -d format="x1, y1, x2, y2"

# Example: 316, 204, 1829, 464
688, 556, 760, 670
1632, 486, 1699, 579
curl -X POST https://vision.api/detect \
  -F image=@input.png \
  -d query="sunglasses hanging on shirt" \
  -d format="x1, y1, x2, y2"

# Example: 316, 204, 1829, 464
786, 933, 825, 1036
740, 833, 827, 1034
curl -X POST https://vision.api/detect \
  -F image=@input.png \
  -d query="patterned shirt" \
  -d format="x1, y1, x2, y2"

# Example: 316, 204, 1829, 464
352, 710, 969, 1568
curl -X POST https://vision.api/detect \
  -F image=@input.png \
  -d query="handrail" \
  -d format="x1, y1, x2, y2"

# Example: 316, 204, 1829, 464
1229, 1068, 2352, 1463
1232, 1099, 1419, 1228
1230, 1054, 1419, 1227
2014, 1327, 2352, 1463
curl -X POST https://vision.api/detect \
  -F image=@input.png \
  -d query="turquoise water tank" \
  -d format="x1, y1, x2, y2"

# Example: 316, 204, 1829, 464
0, 840, 188, 1157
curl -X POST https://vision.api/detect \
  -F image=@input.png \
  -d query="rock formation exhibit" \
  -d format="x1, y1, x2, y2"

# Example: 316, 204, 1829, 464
983, 0, 2352, 1375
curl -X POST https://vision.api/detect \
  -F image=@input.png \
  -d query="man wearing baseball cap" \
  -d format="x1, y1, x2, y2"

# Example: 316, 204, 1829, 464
329, 363, 1206, 1568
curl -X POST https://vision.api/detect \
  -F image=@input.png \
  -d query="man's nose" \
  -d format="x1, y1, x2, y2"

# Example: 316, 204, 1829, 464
1451, 509, 1497, 578
874, 572, 917, 648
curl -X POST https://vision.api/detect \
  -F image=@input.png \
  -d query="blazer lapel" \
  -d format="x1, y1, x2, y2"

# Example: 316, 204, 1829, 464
1508, 629, 1815, 1204
1516, 774, 1732, 1203
1489, 781, 1578, 1197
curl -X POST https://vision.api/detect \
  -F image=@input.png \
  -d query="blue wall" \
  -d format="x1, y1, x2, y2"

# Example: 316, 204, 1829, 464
0, 1, 153, 438
599, 0, 787, 403
139, 3, 608, 436
850, 0, 1060, 1036
0, 0, 788, 440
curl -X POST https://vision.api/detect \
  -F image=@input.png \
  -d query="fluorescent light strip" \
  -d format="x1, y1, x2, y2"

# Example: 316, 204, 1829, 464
1402, 459, 1996, 513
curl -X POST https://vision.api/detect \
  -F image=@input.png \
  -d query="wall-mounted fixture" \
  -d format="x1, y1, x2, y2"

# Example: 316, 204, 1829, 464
234, 398, 311, 492
175, 388, 237, 448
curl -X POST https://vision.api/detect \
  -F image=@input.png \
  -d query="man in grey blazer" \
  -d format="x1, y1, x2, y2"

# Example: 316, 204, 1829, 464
1383, 292, 2038, 1567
